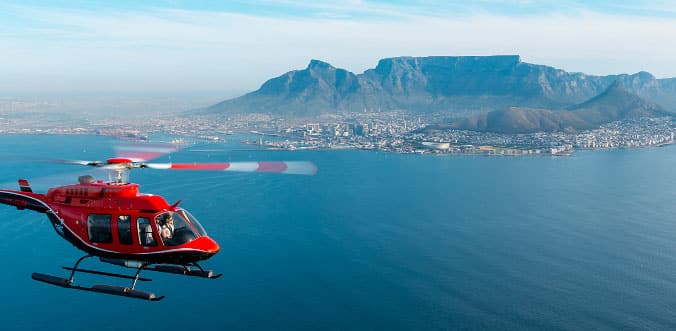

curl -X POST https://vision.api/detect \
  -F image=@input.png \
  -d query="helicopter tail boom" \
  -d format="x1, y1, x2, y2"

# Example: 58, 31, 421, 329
0, 189, 49, 213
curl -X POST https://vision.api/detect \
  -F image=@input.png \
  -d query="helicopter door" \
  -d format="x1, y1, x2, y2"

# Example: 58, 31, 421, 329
137, 217, 157, 246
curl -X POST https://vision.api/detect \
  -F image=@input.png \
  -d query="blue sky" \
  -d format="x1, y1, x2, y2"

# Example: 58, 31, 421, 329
2, 0, 676, 97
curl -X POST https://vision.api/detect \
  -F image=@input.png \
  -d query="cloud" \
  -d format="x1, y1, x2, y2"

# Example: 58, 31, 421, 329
1, 3, 676, 95
232, 0, 676, 18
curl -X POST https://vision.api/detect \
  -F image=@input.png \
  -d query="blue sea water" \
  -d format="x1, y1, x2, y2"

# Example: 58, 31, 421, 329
2, 134, 676, 330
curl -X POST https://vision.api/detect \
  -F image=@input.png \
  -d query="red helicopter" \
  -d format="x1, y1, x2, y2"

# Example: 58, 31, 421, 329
0, 143, 316, 301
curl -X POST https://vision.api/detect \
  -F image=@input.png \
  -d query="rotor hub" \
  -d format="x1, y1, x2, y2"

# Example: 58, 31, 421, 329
106, 158, 134, 164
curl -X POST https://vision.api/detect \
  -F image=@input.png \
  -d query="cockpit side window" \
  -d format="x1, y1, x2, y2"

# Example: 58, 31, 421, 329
137, 217, 157, 246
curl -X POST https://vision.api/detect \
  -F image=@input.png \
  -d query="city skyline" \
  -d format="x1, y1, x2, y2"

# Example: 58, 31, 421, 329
2, 1, 676, 98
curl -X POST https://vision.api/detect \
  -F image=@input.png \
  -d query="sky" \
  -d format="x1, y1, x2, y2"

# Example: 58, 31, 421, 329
2, 0, 676, 100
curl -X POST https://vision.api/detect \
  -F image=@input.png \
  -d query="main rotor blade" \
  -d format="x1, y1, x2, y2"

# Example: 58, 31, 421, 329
0, 168, 111, 193
52, 159, 104, 167
113, 142, 179, 162
47, 142, 181, 167
144, 161, 317, 175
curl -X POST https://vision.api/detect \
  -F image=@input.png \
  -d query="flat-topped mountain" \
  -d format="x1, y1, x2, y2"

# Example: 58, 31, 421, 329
199, 55, 676, 116
421, 81, 673, 134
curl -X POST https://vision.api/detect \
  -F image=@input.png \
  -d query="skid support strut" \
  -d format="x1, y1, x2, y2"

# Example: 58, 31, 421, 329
31, 254, 164, 301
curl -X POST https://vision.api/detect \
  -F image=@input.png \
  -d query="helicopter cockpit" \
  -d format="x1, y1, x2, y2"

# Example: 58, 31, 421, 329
154, 209, 207, 247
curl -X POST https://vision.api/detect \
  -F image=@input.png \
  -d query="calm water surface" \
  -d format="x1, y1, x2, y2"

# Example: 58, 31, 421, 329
1, 135, 676, 330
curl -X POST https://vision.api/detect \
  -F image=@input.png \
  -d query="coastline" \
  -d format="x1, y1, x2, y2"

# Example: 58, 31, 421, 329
0, 113, 673, 156
0, 129, 673, 157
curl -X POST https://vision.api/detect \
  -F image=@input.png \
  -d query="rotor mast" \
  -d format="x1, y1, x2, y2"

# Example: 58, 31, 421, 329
105, 158, 134, 184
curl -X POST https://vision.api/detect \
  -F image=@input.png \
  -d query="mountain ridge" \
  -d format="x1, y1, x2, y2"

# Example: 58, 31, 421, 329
198, 55, 676, 116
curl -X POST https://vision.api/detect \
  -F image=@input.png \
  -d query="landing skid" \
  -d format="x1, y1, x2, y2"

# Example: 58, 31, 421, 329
31, 255, 163, 301
32, 272, 163, 301
31, 255, 221, 301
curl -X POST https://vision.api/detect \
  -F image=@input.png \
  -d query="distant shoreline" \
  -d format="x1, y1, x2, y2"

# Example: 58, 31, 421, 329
1, 129, 673, 157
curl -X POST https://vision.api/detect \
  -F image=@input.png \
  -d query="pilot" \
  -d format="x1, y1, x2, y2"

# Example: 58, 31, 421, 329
157, 213, 175, 242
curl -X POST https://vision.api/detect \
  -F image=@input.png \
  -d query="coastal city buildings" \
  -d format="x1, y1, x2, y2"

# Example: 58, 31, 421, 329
0, 104, 673, 155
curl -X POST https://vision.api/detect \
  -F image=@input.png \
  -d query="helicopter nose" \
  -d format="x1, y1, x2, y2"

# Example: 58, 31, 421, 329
203, 236, 220, 255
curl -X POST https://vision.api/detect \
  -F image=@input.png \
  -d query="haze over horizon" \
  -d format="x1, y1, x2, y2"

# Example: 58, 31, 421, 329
2, 0, 676, 104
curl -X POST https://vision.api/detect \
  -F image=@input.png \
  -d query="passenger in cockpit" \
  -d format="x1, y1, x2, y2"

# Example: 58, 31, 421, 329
157, 213, 175, 243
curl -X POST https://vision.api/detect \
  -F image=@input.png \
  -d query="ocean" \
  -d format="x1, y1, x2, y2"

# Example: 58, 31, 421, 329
1, 134, 676, 330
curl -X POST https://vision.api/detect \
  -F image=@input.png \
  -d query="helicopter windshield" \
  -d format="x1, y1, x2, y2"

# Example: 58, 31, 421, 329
177, 209, 207, 236
154, 211, 199, 246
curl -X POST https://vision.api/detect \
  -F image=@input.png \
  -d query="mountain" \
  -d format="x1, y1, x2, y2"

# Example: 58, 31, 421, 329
568, 80, 672, 122
422, 81, 672, 134
206, 60, 361, 116
430, 107, 582, 134
199, 55, 676, 116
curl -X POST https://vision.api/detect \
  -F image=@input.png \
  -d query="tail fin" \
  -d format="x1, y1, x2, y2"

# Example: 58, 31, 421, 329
18, 179, 32, 193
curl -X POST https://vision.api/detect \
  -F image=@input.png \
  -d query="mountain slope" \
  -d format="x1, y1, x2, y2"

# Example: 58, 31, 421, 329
199, 55, 676, 116
206, 60, 361, 116
425, 81, 672, 134
568, 80, 672, 124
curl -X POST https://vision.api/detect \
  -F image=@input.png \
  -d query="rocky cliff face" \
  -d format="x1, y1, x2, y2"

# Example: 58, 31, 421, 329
201, 56, 676, 116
